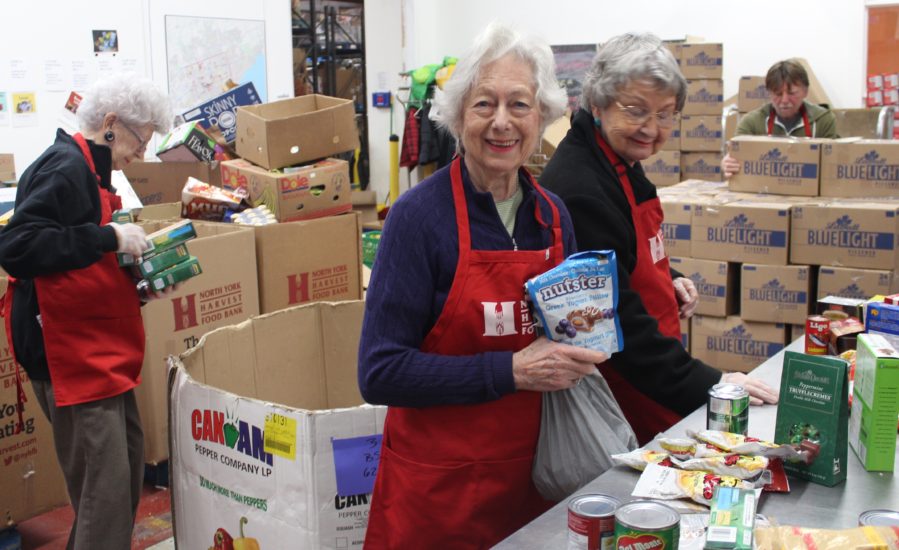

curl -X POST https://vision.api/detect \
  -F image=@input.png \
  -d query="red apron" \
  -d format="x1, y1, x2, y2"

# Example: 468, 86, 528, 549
364, 158, 564, 549
594, 129, 682, 445
767, 105, 812, 137
21, 133, 143, 407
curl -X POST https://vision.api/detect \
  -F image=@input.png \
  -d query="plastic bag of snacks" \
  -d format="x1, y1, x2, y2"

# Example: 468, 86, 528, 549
689, 429, 813, 463
524, 250, 623, 354
631, 462, 760, 507
754, 525, 899, 549
658, 437, 728, 459
610, 448, 673, 471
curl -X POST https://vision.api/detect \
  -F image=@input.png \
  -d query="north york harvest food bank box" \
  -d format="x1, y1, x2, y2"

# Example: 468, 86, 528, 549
728, 136, 824, 196
0, 280, 68, 523
169, 301, 386, 550
791, 202, 899, 271
220, 157, 352, 222
136, 222, 260, 463
820, 139, 899, 198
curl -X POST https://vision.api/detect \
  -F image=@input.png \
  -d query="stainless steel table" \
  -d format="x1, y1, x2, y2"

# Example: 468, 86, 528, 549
494, 339, 898, 549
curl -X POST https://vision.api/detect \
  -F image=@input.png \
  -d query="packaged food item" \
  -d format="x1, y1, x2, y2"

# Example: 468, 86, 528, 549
181, 177, 247, 221
669, 454, 770, 482
631, 462, 756, 507
706, 486, 757, 550
658, 437, 727, 459
133, 243, 190, 278
137, 255, 202, 299
567, 494, 620, 550
117, 219, 197, 266
754, 525, 899, 550
613, 501, 679, 550
230, 204, 277, 226
111, 208, 136, 224
525, 250, 623, 354
610, 448, 672, 471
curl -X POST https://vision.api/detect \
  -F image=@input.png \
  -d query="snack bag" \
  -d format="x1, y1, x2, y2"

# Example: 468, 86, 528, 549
631, 462, 756, 506
610, 448, 673, 471
525, 250, 623, 354
658, 437, 728, 459
181, 177, 247, 221
669, 454, 771, 481
691, 429, 812, 463
754, 526, 899, 550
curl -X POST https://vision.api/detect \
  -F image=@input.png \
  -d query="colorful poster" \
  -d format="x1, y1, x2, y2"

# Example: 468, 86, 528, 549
551, 44, 598, 114
11, 91, 37, 127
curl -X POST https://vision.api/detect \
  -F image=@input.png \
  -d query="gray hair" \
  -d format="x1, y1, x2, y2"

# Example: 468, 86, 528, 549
581, 32, 686, 112
77, 72, 172, 135
432, 22, 567, 148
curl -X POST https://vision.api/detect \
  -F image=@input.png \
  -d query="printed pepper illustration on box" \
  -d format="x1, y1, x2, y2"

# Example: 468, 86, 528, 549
210, 517, 259, 550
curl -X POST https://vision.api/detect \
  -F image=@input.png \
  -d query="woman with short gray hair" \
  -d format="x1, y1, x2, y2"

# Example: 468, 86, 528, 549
359, 22, 604, 548
0, 72, 172, 549
541, 32, 778, 445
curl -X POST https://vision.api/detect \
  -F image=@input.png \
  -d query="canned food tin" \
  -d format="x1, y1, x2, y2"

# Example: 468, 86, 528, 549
568, 494, 621, 550
614, 501, 680, 550
805, 315, 830, 355
858, 508, 899, 526
707, 382, 749, 435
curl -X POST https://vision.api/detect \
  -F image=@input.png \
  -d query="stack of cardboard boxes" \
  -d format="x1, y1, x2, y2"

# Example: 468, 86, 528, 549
659, 133, 899, 373
645, 41, 725, 186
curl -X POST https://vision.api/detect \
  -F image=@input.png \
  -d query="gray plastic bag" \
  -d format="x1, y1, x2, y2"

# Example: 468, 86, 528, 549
532, 370, 638, 501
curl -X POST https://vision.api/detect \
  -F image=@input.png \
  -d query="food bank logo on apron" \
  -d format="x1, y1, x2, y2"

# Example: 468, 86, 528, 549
649, 228, 666, 264
481, 300, 536, 337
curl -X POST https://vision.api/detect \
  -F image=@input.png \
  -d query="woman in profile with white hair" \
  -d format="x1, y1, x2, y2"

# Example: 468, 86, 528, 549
0, 72, 172, 550
357, 22, 605, 548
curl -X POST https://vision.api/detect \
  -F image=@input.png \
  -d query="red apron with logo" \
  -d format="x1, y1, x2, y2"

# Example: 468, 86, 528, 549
594, 130, 682, 444
28, 133, 145, 406
364, 158, 563, 549
767, 105, 812, 137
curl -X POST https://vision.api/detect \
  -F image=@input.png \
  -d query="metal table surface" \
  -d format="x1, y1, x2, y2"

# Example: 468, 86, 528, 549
494, 339, 898, 549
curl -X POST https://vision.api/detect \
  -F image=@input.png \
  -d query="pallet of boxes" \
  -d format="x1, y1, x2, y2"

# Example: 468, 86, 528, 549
158, 93, 380, 550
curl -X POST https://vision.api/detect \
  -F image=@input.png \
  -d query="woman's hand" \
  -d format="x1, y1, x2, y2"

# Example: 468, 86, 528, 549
672, 276, 698, 319
721, 372, 779, 406
512, 336, 607, 392
721, 153, 740, 179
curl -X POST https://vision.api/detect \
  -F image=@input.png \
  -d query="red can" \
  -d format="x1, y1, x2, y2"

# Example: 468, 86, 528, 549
805, 315, 829, 355
567, 494, 620, 550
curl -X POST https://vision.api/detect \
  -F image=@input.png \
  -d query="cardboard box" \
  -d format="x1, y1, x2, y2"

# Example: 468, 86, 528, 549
820, 139, 899, 198
681, 152, 723, 182
139, 202, 183, 221
642, 150, 681, 187
0, 279, 69, 523
660, 197, 692, 258
661, 40, 682, 68
724, 108, 740, 144
817, 266, 895, 300
683, 79, 724, 116
691, 201, 791, 264
254, 212, 362, 314
741, 264, 812, 324
849, 333, 899, 471
351, 190, 379, 224
181, 82, 262, 144
669, 256, 737, 317
235, 94, 359, 170
865, 301, 899, 350
680, 116, 723, 152
796, 58, 832, 108
156, 121, 217, 163
679, 43, 723, 79
0, 154, 15, 182
728, 136, 823, 196
539, 115, 570, 159
791, 202, 899, 271
169, 301, 386, 550
123, 160, 221, 205
220, 158, 352, 222
832, 108, 884, 140
691, 315, 786, 373
738, 76, 767, 114
775, 351, 849, 486
135, 222, 260, 463
660, 123, 681, 151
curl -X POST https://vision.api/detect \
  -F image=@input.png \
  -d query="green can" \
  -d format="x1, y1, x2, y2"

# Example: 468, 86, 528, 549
707, 382, 749, 435
614, 501, 679, 550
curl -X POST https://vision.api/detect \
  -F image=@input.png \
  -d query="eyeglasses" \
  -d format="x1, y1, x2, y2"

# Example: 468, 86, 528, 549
614, 101, 680, 129
119, 120, 149, 153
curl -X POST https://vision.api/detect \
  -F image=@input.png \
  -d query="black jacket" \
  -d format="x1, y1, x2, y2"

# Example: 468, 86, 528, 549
0, 129, 119, 380
539, 109, 721, 416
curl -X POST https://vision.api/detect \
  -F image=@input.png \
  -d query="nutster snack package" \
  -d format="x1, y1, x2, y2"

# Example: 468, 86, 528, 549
525, 250, 623, 354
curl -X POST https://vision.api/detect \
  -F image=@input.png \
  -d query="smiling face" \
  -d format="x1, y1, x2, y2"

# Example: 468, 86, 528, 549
460, 54, 541, 192
768, 82, 808, 120
592, 79, 677, 164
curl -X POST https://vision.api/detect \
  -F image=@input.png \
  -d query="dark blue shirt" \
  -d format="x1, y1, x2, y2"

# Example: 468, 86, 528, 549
357, 158, 576, 408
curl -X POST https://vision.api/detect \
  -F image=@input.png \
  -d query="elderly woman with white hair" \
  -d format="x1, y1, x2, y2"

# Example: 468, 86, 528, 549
0, 73, 171, 549
540, 33, 778, 445
357, 22, 606, 548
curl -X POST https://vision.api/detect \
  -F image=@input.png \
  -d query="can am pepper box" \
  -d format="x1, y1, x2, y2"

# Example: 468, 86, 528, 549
168, 300, 385, 550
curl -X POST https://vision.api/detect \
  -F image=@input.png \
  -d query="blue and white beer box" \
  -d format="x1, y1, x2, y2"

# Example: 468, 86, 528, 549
728, 135, 825, 196
821, 138, 899, 198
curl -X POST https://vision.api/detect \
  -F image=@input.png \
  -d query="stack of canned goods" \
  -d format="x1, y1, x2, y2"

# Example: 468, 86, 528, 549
568, 495, 680, 550
707, 382, 749, 435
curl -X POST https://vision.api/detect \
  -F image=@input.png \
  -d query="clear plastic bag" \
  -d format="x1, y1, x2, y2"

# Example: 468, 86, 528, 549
532, 370, 638, 501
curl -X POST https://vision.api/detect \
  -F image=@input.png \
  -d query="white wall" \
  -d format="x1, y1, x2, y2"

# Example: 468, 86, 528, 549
362, 0, 877, 201
0, 0, 292, 178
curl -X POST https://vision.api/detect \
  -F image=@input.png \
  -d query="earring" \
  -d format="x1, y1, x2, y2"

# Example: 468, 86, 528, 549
104, 131, 115, 142
594, 118, 601, 127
